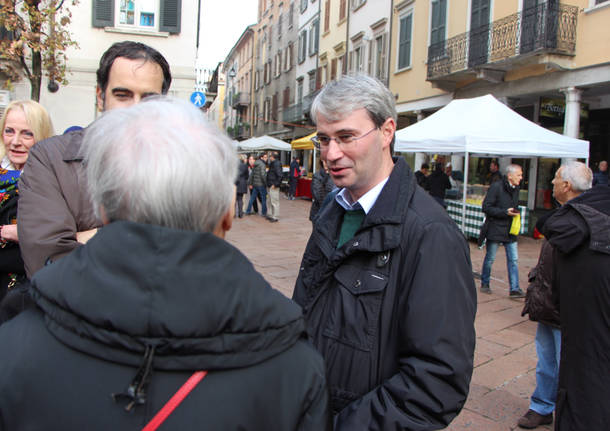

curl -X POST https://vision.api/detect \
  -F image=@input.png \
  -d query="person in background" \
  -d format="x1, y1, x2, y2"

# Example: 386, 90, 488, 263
479, 164, 525, 298
592, 160, 608, 186
247, 154, 260, 214
414, 162, 429, 190
288, 156, 301, 200
427, 162, 451, 208
293, 74, 475, 429
0, 101, 54, 319
487, 160, 502, 184
543, 162, 609, 431
517, 161, 592, 429
309, 159, 335, 223
234, 154, 248, 218
0, 98, 331, 430
18, 41, 172, 279
266, 151, 282, 223
245, 153, 267, 216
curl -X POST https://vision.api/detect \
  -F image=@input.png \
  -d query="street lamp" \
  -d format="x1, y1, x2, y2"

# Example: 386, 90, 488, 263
228, 66, 237, 138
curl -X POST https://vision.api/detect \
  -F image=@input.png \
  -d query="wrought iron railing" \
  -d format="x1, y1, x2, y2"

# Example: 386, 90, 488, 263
427, 3, 578, 80
282, 102, 303, 123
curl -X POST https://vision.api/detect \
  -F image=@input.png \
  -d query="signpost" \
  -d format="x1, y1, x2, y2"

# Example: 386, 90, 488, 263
190, 91, 206, 108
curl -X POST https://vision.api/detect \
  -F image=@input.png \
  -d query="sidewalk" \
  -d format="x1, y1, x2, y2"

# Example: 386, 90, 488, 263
227, 195, 551, 430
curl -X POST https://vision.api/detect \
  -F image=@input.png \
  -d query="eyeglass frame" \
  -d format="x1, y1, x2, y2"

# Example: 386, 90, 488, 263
311, 126, 379, 150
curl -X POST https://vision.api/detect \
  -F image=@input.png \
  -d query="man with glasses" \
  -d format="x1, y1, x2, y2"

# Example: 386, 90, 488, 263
293, 75, 476, 430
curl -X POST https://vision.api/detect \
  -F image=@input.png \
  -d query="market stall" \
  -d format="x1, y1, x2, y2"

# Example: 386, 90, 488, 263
237, 135, 292, 152
290, 133, 317, 198
395, 94, 589, 236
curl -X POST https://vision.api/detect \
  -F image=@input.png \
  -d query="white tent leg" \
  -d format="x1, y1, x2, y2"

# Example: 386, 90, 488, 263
462, 152, 469, 234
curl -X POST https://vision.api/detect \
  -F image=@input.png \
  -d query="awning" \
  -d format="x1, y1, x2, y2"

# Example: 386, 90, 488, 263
291, 132, 316, 150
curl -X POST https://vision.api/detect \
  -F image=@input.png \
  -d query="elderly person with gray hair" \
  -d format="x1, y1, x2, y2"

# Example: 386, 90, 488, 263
0, 98, 330, 430
293, 74, 476, 429
542, 161, 610, 431
479, 163, 526, 298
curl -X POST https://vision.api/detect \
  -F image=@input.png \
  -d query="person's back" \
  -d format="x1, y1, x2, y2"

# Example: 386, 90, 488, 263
0, 98, 330, 430
250, 158, 267, 188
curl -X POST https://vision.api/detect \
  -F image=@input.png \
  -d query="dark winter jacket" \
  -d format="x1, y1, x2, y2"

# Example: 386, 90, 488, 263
427, 167, 451, 200
235, 161, 249, 194
293, 158, 476, 430
481, 177, 520, 243
248, 158, 267, 188
309, 169, 335, 221
414, 170, 429, 190
592, 170, 608, 186
267, 158, 283, 187
543, 185, 610, 431
0, 221, 330, 431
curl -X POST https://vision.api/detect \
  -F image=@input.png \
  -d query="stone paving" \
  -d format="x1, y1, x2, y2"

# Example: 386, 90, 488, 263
227, 195, 552, 430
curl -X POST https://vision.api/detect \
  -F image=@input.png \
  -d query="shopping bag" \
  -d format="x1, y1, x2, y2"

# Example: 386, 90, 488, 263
509, 212, 521, 236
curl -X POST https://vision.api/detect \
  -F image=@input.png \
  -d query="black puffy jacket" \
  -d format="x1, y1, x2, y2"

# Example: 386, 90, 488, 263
293, 158, 476, 430
482, 177, 520, 243
0, 221, 330, 431
267, 158, 283, 187
543, 186, 610, 431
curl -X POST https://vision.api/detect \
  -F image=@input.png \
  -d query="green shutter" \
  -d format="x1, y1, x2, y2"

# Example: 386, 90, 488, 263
92, 0, 114, 28
399, 14, 412, 69
160, 0, 182, 34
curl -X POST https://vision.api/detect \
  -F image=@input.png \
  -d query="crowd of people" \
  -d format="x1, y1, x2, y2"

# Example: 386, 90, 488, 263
0, 40, 607, 431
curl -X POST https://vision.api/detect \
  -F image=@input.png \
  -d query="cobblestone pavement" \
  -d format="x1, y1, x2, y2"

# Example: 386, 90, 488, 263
227, 195, 552, 430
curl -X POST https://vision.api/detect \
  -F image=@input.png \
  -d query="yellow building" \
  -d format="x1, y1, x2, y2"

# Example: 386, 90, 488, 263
389, 0, 610, 210
319, 0, 349, 86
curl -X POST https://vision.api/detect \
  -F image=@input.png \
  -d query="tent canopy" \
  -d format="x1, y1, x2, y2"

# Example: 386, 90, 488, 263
237, 135, 291, 152
291, 132, 316, 150
395, 94, 589, 158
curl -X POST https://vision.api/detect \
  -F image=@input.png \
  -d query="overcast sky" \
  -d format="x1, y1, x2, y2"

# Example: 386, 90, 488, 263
197, 0, 259, 70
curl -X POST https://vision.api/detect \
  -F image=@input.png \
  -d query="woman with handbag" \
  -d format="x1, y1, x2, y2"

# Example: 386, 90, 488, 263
0, 100, 54, 313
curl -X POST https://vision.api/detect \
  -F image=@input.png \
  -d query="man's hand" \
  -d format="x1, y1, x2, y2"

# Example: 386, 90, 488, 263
507, 208, 520, 216
76, 228, 98, 244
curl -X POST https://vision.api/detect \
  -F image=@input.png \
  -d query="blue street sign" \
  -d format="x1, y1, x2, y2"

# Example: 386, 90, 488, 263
190, 91, 206, 107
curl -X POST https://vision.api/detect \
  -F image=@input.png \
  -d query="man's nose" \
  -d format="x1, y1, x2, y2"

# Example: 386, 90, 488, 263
324, 139, 343, 161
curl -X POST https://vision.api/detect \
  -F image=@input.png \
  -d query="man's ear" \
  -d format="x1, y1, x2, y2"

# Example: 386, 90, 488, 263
381, 117, 396, 150
213, 209, 233, 239
96, 86, 104, 112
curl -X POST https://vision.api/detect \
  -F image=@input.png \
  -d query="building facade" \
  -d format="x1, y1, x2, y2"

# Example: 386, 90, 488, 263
1, 0, 199, 132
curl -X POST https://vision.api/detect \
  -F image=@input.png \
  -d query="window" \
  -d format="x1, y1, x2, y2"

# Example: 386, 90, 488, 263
300, 0, 308, 13
398, 11, 413, 70
308, 70, 316, 94
308, 20, 319, 56
323, 0, 330, 32
350, 0, 365, 10
283, 86, 290, 108
278, 13, 282, 39
253, 104, 259, 126
330, 58, 337, 80
284, 43, 293, 71
268, 25, 273, 49
263, 98, 271, 123
339, 0, 346, 20
298, 30, 307, 63
350, 45, 363, 72
595, 0, 609, 5
274, 52, 282, 77
297, 78, 304, 103
266, 60, 272, 84
272, 93, 278, 120
254, 70, 260, 90
289, 2, 294, 27
93, 0, 181, 33
374, 33, 387, 80
430, 0, 447, 53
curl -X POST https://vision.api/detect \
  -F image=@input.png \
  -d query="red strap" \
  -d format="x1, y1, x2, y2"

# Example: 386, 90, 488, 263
141, 371, 207, 431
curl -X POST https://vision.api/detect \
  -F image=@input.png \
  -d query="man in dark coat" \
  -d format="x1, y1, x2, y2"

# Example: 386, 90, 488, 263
592, 160, 608, 186
414, 162, 429, 190
234, 154, 249, 218
266, 151, 283, 222
0, 98, 330, 430
480, 164, 526, 298
427, 162, 451, 208
245, 153, 268, 216
543, 163, 609, 431
293, 75, 476, 430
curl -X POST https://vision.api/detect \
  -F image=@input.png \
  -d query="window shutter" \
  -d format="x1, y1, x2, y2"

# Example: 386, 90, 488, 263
160, 0, 182, 34
92, 0, 114, 28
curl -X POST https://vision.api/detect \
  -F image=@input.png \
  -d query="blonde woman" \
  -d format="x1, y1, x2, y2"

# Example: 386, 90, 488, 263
0, 100, 54, 308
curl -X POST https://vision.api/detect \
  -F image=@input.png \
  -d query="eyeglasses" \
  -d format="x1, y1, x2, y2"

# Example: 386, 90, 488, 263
311, 126, 379, 150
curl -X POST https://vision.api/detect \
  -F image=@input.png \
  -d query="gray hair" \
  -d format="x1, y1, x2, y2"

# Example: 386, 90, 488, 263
310, 74, 397, 127
506, 164, 522, 175
561, 161, 592, 192
83, 97, 237, 233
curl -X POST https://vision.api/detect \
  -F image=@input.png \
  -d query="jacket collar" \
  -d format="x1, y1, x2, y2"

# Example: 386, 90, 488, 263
63, 128, 86, 162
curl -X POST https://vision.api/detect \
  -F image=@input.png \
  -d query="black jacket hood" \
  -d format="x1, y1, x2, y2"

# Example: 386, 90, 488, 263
31, 221, 305, 371
544, 185, 610, 255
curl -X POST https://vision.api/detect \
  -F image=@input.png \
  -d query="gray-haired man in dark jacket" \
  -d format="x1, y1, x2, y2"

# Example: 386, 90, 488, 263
293, 74, 476, 430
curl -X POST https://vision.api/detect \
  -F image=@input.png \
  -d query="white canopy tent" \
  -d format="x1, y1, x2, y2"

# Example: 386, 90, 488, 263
237, 135, 292, 152
394, 94, 589, 232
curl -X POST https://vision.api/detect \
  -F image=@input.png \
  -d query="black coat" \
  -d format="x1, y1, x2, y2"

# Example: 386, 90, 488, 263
0, 221, 330, 430
543, 186, 610, 431
481, 177, 520, 243
293, 158, 476, 430
427, 169, 451, 199
309, 169, 335, 221
235, 161, 249, 194
414, 170, 429, 190
267, 158, 283, 187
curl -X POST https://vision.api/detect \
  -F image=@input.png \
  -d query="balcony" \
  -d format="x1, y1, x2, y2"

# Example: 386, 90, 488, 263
427, 3, 578, 90
227, 123, 251, 140
283, 102, 304, 123
232, 92, 250, 110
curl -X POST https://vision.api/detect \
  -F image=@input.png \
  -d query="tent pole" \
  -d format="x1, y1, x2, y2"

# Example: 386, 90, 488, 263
462, 152, 469, 234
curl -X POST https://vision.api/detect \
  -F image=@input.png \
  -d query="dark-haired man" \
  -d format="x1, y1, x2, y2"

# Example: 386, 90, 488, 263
18, 41, 171, 277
